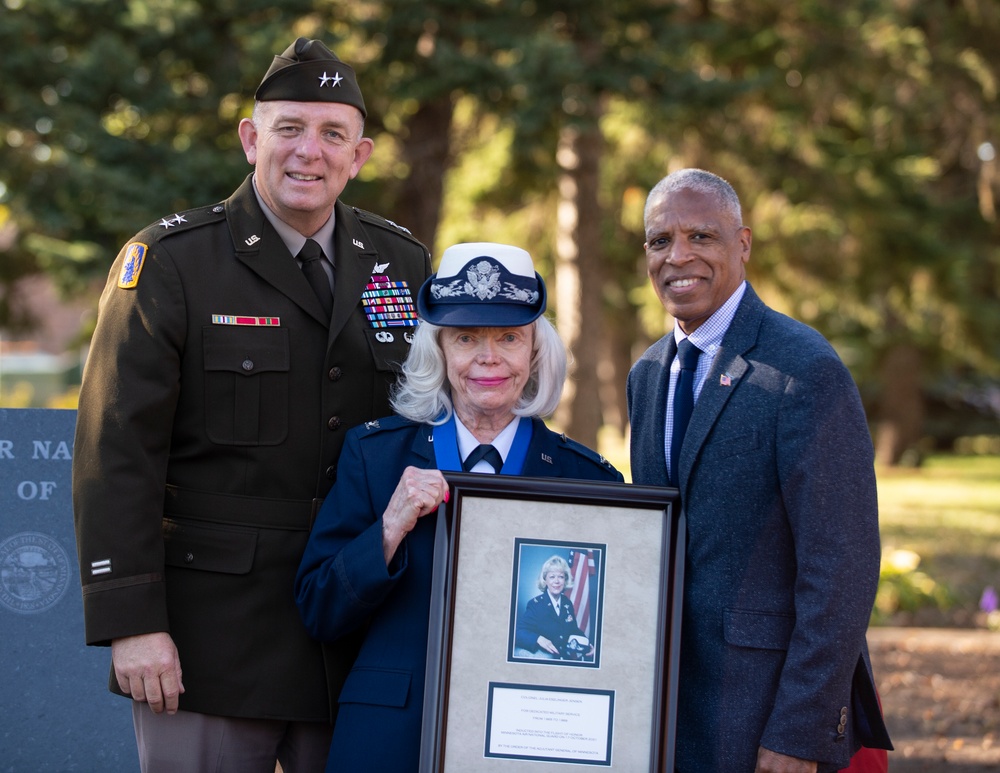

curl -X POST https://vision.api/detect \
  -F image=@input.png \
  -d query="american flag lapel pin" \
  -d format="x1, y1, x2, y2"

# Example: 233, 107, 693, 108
720, 374, 732, 387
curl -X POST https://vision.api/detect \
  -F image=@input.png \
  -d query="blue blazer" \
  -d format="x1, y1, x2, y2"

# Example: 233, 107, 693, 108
628, 285, 891, 772
295, 415, 622, 773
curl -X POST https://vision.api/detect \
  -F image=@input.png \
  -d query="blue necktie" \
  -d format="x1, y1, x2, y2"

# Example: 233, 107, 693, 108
463, 444, 503, 473
298, 239, 333, 318
670, 338, 701, 486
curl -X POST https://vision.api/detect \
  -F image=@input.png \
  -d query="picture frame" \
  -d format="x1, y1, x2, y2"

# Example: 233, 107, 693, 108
419, 473, 683, 772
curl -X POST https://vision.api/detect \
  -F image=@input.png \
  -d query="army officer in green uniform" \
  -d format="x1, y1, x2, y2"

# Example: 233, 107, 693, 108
73, 38, 431, 772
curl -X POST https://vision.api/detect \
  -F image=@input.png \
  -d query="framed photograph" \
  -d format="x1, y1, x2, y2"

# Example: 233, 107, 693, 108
507, 539, 605, 668
420, 473, 683, 772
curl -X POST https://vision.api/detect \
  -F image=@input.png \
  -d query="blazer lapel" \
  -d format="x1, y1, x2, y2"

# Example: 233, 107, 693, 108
651, 337, 676, 484
329, 202, 380, 342
518, 417, 562, 477
411, 424, 437, 468
679, 286, 766, 487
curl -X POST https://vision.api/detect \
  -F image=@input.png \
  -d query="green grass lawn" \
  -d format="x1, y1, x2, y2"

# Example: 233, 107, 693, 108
875, 455, 1000, 627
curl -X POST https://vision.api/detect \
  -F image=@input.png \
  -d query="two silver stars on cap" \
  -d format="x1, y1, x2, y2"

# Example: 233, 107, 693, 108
318, 72, 343, 88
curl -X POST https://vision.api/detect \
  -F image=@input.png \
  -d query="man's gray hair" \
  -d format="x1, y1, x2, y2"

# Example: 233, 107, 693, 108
644, 168, 743, 226
390, 317, 567, 424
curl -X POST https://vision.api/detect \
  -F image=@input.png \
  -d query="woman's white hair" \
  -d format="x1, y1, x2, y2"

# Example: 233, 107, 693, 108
390, 316, 567, 424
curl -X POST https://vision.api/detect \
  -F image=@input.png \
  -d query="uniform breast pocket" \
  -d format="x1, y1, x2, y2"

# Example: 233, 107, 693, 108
203, 326, 290, 446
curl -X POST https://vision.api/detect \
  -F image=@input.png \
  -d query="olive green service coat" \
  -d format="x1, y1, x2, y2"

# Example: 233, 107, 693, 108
72, 175, 431, 721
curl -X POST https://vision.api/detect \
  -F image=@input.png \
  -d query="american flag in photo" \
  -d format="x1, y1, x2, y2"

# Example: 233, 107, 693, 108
568, 549, 596, 638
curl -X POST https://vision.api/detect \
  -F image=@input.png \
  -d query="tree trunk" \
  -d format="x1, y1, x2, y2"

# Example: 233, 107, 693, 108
874, 342, 925, 466
553, 116, 605, 449
391, 95, 454, 252
600, 299, 636, 437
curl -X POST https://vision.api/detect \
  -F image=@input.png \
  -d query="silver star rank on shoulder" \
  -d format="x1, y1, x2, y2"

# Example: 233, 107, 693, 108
159, 213, 186, 228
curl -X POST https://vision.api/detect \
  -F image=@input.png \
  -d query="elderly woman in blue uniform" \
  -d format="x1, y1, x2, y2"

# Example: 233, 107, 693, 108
295, 242, 623, 773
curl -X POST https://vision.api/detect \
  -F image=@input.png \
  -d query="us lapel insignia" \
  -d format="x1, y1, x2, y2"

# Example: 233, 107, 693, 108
720, 374, 732, 387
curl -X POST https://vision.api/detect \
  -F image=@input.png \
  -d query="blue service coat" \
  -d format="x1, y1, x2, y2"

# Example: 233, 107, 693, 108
295, 415, 622, 773
628, 284, 892, 772
514, 592, 590, 658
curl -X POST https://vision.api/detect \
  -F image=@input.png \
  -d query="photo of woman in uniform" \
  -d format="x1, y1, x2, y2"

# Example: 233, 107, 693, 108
508, 541, 604, 668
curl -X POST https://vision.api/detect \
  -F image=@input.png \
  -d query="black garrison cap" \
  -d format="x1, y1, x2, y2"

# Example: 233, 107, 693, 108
255, 37, 366, 117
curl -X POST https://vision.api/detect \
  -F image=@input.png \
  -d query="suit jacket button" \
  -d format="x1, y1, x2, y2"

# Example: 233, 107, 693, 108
184, 552, 194, 564
242, 359, 254, 371
328, 367, 342, 381
325, 465, 336, 480
327, 416, 342, 430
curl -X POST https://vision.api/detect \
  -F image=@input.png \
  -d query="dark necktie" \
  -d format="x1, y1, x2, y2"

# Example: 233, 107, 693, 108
669, 338, 701, 486
463, 444, 503, 473
298, 239, 333, 318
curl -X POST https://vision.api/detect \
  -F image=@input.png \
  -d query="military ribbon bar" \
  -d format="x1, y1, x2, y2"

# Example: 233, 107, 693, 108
211, 315, 281, 326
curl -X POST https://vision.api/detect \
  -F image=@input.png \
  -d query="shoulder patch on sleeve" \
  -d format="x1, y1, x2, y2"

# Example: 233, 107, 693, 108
117, 242, 148, 288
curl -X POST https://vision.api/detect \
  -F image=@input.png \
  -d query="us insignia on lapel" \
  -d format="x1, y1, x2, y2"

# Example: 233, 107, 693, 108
118, 243, 148, 289
720, 374, 732, 386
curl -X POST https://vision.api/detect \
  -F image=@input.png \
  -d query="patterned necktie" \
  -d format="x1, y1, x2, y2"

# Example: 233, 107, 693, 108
670, 338, 701, 486
463, 444, 503, 473
298, 239, 333, 317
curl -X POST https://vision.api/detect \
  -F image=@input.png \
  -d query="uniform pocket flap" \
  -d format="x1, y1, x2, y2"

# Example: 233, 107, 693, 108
723, 608, 795, 651
338, 667, 411, 708
362, 328, 412, 374
203, 326, 290, 375
162, 517, 257, 574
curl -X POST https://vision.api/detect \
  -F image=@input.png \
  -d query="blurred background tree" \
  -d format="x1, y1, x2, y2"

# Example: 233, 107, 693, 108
1, 0, 997, 463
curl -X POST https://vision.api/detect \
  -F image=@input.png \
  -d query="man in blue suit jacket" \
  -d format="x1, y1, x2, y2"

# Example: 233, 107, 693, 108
627, 169, 891, 772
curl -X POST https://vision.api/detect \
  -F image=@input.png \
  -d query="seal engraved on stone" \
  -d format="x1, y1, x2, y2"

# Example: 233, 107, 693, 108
0, 531, 71, 614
